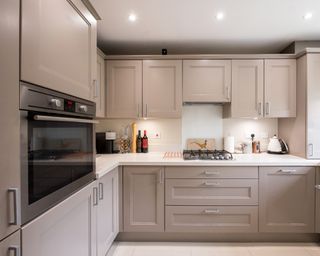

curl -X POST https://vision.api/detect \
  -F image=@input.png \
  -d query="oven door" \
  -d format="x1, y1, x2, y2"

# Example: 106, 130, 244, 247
21, 111, 96, 224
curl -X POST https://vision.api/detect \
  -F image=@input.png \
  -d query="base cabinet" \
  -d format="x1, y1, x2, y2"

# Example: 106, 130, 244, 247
123, 166, 165, 232
0, 231, 20, 256
22, 182, 97, 256
259, 166, 315, 233
97, 168, 119, 256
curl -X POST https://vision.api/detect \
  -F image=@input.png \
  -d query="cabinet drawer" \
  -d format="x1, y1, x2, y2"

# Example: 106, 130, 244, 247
165, 167, 258, 179
166, 206, 258, 233
166, 179, 258, 206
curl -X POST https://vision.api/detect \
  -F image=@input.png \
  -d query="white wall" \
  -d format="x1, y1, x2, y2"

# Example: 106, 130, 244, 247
96, 105, 278, 152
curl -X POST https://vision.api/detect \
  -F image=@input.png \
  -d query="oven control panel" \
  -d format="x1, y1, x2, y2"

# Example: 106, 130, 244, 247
20, 81, 95, 117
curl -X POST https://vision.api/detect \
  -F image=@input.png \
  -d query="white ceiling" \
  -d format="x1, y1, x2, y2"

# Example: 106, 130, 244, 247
91, 0, 320, 55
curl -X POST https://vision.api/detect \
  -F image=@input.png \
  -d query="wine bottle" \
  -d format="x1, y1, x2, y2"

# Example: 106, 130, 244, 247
136, 130, 142, 153
142, 130, 148, 153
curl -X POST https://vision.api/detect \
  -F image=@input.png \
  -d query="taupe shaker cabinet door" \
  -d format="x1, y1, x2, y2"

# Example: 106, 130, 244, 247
183, 60, 231, 102
123, 166, 165, 232
21, 0, 97, 101
143, 60, 182, 118
22, 182, 96, 256
0, 0, 20, 242
97, 168, 119, 256
106, 60, 143, 118
259, 166, 315, 233
95, 52, 105, 118
0, 231, 20, 256
264, 59, 296, 117
231, 60, 264, 118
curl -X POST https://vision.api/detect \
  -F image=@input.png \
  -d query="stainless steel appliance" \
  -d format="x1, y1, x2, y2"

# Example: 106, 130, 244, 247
20, 82, 97, 224
183, 150, 233, 160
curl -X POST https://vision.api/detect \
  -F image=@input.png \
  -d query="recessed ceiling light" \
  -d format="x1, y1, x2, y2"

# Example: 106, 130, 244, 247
303, 12, 313, 20
128, 13, 137, 22
216, 12, 225, 21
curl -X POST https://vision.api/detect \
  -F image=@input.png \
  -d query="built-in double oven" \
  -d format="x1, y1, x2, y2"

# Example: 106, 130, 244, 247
20, 82, 97, 224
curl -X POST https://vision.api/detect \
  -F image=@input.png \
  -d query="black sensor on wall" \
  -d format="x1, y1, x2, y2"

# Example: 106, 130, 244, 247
162, 48, 168, 55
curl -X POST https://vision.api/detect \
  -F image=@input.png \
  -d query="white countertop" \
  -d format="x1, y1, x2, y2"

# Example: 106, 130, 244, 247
95, 152, 320, 178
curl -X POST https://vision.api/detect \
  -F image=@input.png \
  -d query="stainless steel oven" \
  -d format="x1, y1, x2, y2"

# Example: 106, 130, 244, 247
20, 81, 97, 224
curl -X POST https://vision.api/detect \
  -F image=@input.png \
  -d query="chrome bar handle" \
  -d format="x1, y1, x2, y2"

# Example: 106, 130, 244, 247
203, 181, 220, 186
93, 187, 98, 206
8, 188, 20, 226
159, 169, 164, 184
203, 209, 220, 214
278, 169, 297, 174
226, 86, 230, 101
34, 115, 99, 124
93, 79, 98, 98
258, 102, 262, 116
308, 143, 314, 157
204, 171, 220, 176
8, 246, 21, 256
98, 182, 104, 200
145, 104, 148, 118
137, 103, 140, 118
265, 102, 270, 115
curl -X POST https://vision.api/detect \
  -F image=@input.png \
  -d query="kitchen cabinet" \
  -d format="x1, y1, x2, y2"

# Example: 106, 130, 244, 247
143, 60, 182, 118
97, 168, 119, 256
123, 166, 165, 232
21, 0, 97, 101
230, 60, 264, 118
264, 59, 296, 117
22, 181, 97, 256
166, 206, 258, 233
279, 53, 320, 159
0, 0, 20, 241
316, 168, 320, 233
259, 166, 315, 233
183, 60, 231, 102
95, 50, 106, 118
0, 231, 20, 256
106, 60, 143, 118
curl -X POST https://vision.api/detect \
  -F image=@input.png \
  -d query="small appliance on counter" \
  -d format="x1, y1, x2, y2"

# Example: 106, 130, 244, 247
267, 135, 289, 154
96, 131, 117, 154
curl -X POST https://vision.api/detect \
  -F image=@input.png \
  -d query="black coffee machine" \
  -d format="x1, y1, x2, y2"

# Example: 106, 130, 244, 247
96, 132, 116, 154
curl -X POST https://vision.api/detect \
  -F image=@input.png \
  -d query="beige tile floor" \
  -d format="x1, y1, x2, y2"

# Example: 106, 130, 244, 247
108, 242, 320, 256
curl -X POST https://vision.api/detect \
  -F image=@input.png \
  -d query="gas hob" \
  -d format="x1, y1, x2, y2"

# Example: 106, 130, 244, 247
183, 150, 233, 160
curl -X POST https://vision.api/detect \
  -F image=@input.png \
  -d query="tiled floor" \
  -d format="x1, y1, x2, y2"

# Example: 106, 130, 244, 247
108, 242, 320, 256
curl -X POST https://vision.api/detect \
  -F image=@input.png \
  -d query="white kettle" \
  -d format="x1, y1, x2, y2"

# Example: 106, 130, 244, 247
267, 135, 289, 154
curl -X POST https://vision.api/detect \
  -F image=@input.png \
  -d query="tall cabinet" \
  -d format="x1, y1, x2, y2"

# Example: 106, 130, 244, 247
21, 0, 97, 101
279, 53, 320, 158
0, 0, 20, 244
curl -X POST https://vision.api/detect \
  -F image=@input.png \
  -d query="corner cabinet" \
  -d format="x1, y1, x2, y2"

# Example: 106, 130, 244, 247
106, 60, 143, 118
143, 60, 182, 118
123, 166, 165, 232
96, 168, 119, 256
183, 60, 231, 103
264, 59, 296, 118
22, 182, 97, 256
21, 0, 97, 101
259, 166, 315, 233
95, 50, 106, 118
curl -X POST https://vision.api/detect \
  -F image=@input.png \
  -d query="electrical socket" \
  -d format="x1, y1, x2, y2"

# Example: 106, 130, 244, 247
149, 131, 161, 139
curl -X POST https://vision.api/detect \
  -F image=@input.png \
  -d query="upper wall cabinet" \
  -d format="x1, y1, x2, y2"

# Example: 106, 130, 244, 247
21, 0, 97, 101
95, 51, 105, 118
106, 60, 143, 118
264, 59, 296, 118
143, 60, 182, 118
231, 60, 264, 118
183, 60, 231, 103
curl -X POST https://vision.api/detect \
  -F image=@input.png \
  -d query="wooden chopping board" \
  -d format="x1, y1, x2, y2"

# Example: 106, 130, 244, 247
186, 138, 215, 150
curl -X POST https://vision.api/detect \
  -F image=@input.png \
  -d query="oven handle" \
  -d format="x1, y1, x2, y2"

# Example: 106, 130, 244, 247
34, 115, 99, 124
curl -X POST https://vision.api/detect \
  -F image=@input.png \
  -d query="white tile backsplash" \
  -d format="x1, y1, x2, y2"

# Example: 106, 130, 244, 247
96, 105, 278, 152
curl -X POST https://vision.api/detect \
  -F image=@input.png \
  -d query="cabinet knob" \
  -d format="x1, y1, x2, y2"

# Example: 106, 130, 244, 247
79, 105, 88, 113
50, 98, 62, 108
315, 185, 320, 190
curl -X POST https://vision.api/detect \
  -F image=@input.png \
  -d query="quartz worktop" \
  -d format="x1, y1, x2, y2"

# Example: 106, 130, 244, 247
95, 152, 320, 178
